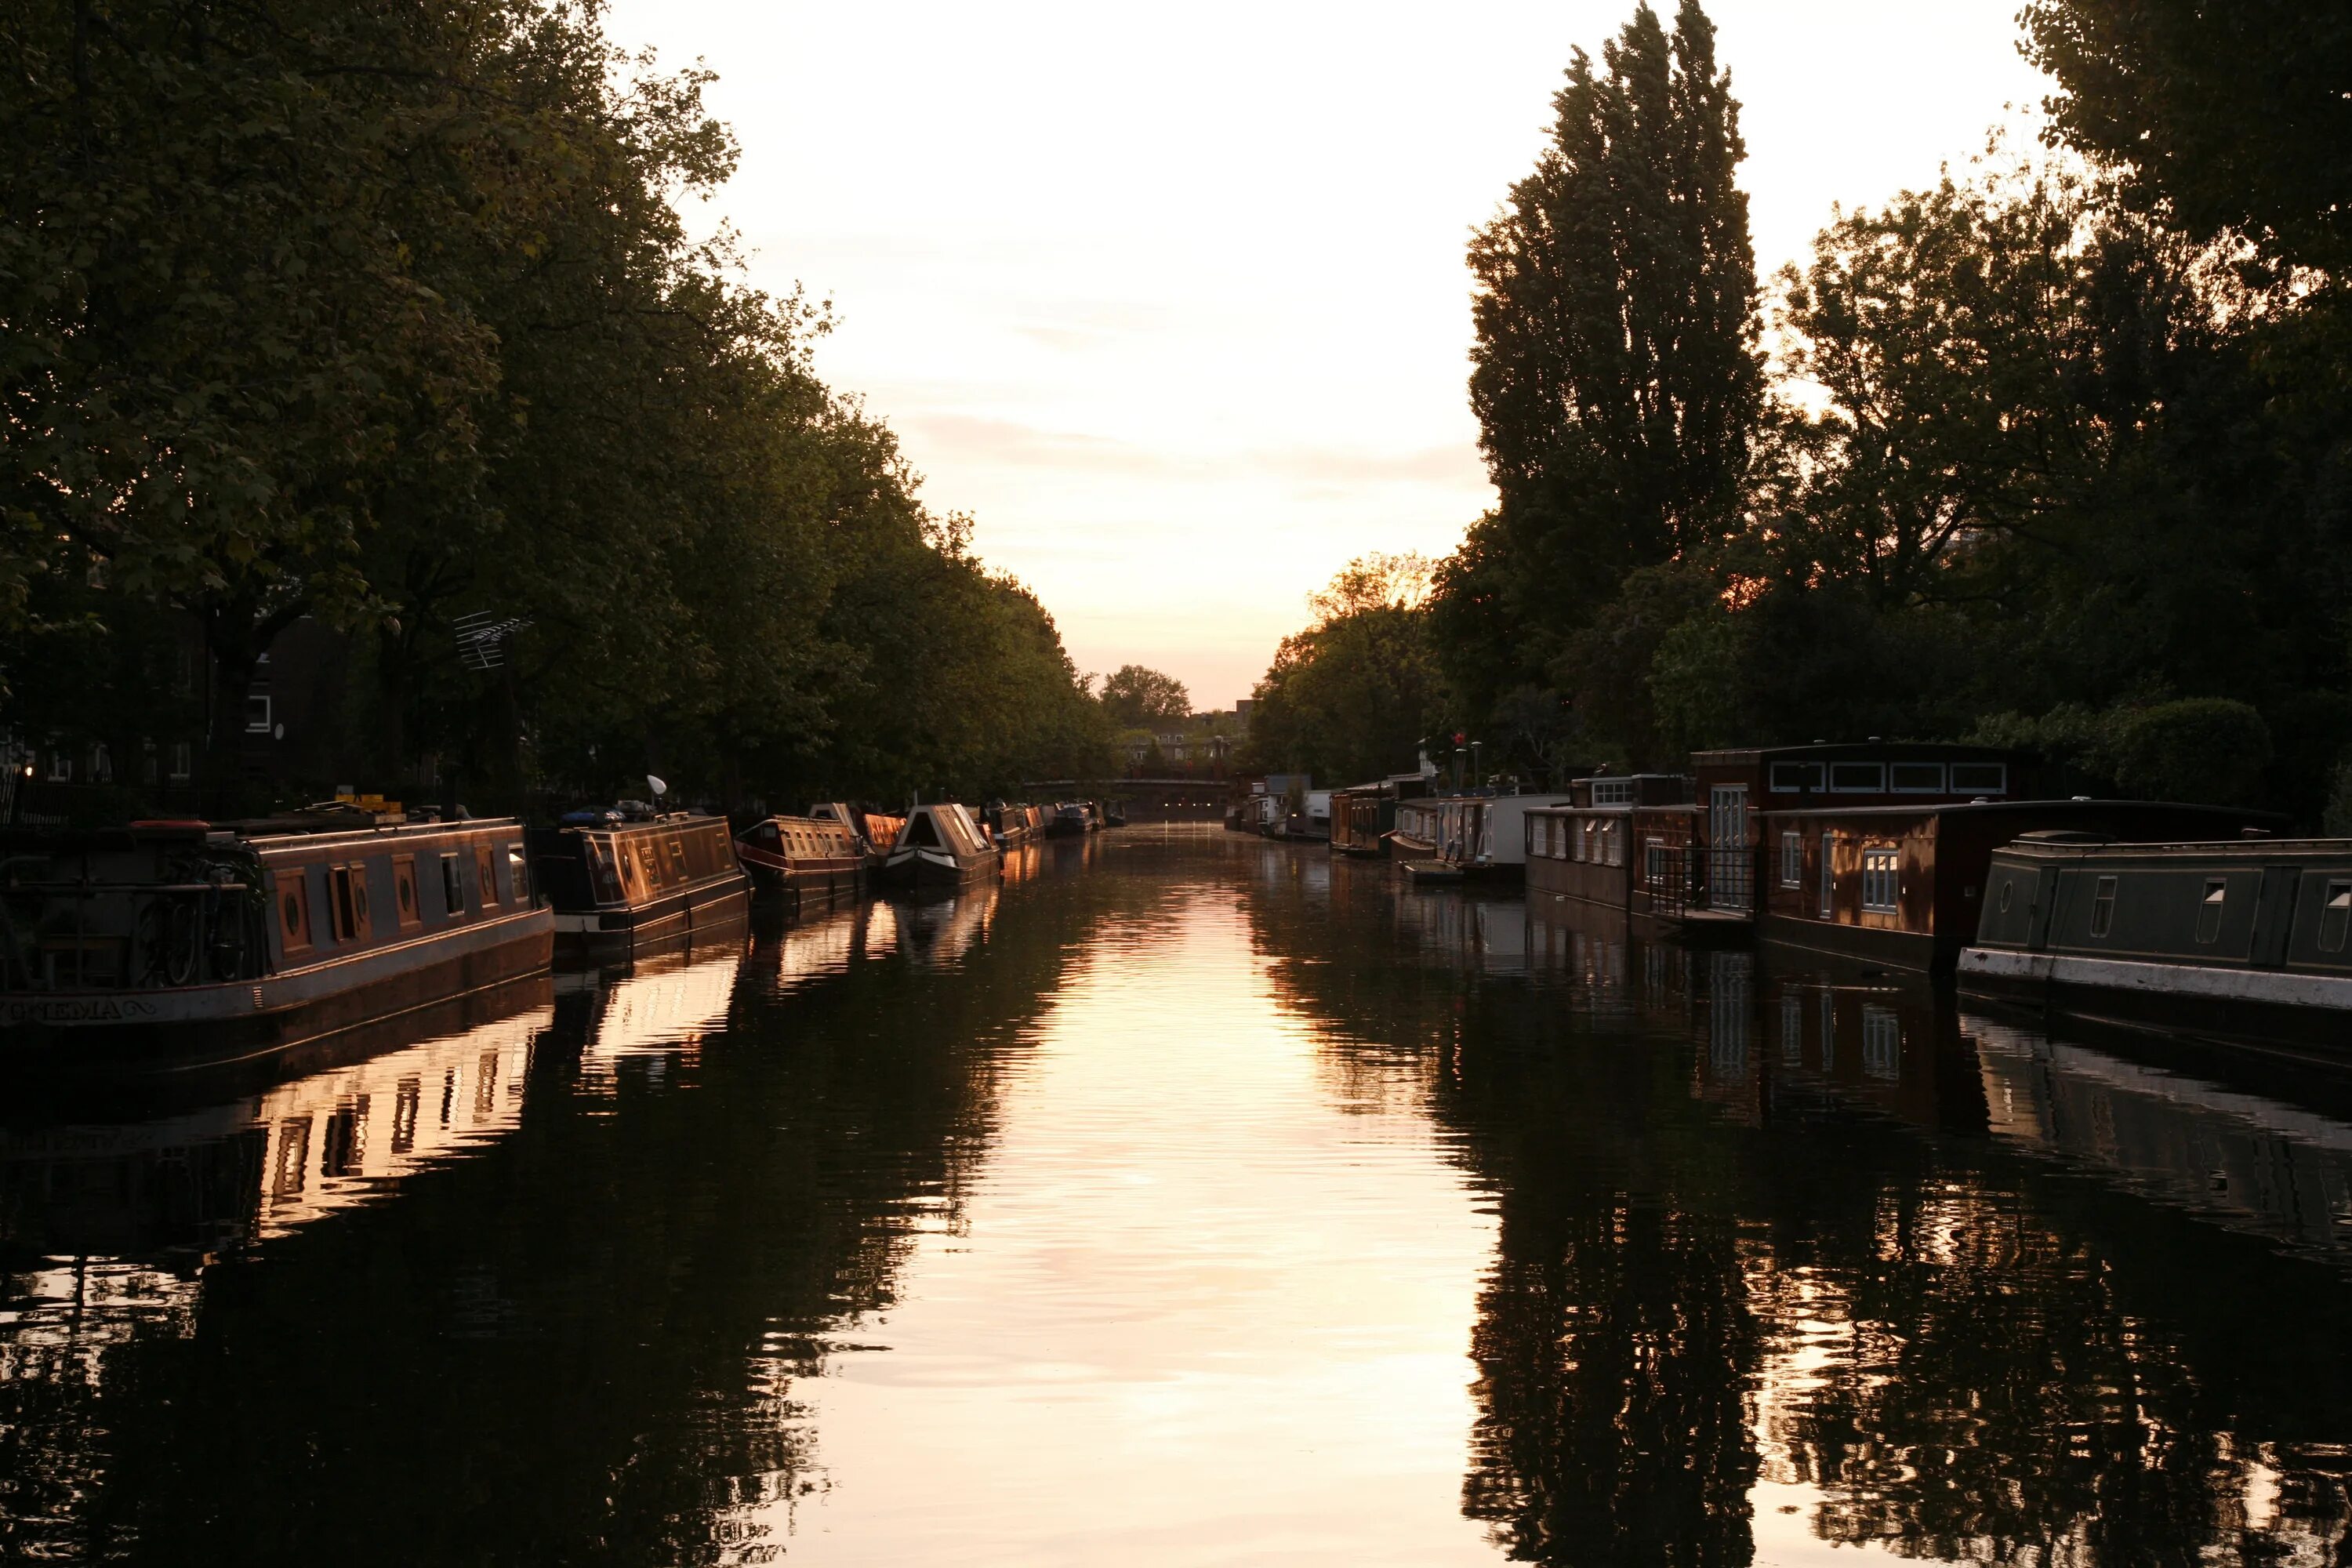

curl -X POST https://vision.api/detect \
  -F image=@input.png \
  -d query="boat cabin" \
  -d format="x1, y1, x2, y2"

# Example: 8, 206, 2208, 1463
1759, 800, 2267, 976
1402, 793, 1576, 886
528, 813, 748, 965
2, 811, 550, 1046
1962, 836, 2352, 1047
880, 803, 1001, 889
1525, 775, 1700, 922
733, 814, 862, 895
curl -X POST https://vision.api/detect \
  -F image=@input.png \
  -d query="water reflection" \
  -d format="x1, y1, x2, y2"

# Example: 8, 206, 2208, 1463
4, 833, 2352, 1564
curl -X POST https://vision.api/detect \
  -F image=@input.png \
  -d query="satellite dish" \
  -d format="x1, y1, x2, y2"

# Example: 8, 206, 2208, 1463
647, 774, 668, 798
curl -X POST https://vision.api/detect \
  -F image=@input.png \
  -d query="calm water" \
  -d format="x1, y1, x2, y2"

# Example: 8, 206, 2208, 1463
7, 826, 2352, 1564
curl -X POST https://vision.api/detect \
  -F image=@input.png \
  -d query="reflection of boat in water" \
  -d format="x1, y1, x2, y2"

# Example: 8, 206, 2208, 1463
0, 982, 554, 1355
1968, 1012, 2352, 1258
1395, 889, 1527, 976
561, 946, 743, 1081
895, 883, 998, 969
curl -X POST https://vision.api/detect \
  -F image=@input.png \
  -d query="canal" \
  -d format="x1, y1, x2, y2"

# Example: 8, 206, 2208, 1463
6, 826, 2352, 1563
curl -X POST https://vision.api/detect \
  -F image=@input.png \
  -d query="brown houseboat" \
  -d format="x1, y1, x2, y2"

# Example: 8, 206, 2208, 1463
1755, 800, 2267, 977
1961, 836, 2352, 1050
1330, 773, 1433, 858
732, 814, 862, 895
877, 803, 1001, 890
1525, 775, 1698, 930
2, 811, 550, 1058
528, 813, 749, 966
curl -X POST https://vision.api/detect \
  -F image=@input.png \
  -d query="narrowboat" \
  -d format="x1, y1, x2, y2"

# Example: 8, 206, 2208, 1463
877, 802, 1002, 890
1756, 800, 2266, 978
1959, 836, 2352, 1051
811, 802, 905, 872
527, 812, 749, 967
1045, 801, 1094, 839
0, 811, 550, 1058
1330, 773, 1435, 858
732, 813, 862, 895
1399, 793, 1576, 887
1676, 742, 2034, 927
984, 801, 1046, 848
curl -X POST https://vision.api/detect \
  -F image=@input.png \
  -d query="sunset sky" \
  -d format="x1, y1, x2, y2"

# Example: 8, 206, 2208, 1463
601, 1, 2048, 711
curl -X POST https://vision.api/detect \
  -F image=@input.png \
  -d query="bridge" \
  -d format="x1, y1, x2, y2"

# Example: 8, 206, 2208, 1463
1018, 779, 1229, 822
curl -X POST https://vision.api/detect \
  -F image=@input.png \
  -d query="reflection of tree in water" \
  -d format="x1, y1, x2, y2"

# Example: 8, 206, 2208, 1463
1252, 862, 2352, 1566
0, 870, 1134, 1566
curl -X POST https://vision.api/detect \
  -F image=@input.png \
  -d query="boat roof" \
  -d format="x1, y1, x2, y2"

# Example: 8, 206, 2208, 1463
1692, 741, 2026, 764
1754, 797, 2277, 824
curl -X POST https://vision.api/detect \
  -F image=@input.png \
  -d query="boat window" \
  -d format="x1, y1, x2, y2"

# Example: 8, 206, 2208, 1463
1861, 848, 1900, 913
1831, 763, 1886, 794
2194, 878, 2227, 944
279, 873, 314, 953
1997, 879, 2013, 915
329, 864, 370, 942
1819, 837, 1835, 918
393, 855, 422, 929
1646, 840, 1668, 887
1890, 763, 1945, 793
906, 812, 942, 848
666, 838, 688, 880
1950, 762, 2007, 794
2089, 876, 2118, 938
2321, 882, 2351, 953
1779, 832, 1802, 888
1531, 818, 1549, 858
476, 844, 501, 907
507, 845, 529, 902
1591, 779, 1635, 806
442, 854, 466, 915
1769, 761, 1825, 793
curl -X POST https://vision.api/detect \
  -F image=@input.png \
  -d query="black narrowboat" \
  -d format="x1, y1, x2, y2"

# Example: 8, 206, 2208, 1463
732, 813, 862, 895
528, 813, 749, 966
1754, 800, 2267, 977
1045, 801, 1093, 839
1960, 836, 2352, 1050
1, 811, 550, 1058
877, 803, 1001, 890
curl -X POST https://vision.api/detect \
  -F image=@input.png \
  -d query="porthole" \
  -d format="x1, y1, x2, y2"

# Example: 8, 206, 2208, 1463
281, 892, 302, 932
1997, 881, 2012, 915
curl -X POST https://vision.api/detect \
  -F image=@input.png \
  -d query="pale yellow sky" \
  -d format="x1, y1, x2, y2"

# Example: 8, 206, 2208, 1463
602, 1, 2048, 710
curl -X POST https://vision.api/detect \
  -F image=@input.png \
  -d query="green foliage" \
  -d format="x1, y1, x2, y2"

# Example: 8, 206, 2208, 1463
1442, 0, 1761, 748
1969, 699, 2274, 805
1098, 665, 1191, 730
1245, 557, 1446, 786
0, 0, 1102, 812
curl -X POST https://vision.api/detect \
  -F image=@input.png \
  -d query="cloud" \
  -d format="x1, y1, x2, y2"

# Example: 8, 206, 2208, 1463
899, 414, 1487, 492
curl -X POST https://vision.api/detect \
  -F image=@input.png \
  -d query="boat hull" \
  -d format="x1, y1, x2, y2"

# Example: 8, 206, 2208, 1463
0, 906, 554, 1066
877, 846, 1000, 889
551, 873, 750, 967
1958, 946, 2352, 1057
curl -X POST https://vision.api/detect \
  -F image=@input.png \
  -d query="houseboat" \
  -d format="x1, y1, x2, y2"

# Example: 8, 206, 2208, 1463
1755, 800, 2266, 977
1, 811, 550, 1056
1045, 801, 1094, 838
1667, 742, 2036, 931
1959, 836, 2352, 1050
1399, 793, 1576, 887
877, 802, 1002, 890
732, 813, 862, 895
527, 811, 749, 967
1389, 798, 1443, 862
1330, 773, 1436, 858
810, 802, 903, 873
1524, 775, 1700, 930
985, 802, 1046, 848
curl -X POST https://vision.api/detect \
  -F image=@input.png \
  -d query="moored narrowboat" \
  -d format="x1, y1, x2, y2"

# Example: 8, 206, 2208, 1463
1959, 835, 2352, 1050
1755, 800, 2267, 977
1, 811, 551, 1058
732, 814, 862, 895
1045, 801, 1094, 839
877, 803, 1002, 890
528, 812, 749, 967
984, 801, 1046, 848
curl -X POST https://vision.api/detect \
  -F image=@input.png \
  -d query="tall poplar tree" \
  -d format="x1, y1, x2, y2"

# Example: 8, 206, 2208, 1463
1437, 0, 1760, 746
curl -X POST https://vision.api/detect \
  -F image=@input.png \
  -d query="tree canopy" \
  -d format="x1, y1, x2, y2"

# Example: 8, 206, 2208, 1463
1097, 665, 1191, 731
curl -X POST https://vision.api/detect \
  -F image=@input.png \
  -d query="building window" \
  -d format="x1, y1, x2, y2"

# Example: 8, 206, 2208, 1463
2320, 882, 2350, 954
1831, 762, 1886, 793
1779, 831, 1803, 889
2194, 878, 2227, 945
1889, 762, 1945, 793
1819, 838, 1835, 919
245, 694, 273, 735
2089, 875, 2118, 938
1769, 761, 1825, 793
1590, 779, 1635, 806
1950, 762, 2008, 795
1861, 848, 1900, 913
169, 741, 192, 782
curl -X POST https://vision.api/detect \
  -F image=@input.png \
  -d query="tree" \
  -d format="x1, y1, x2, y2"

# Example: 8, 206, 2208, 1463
1437, 0, 1761, 754
2020, 0, 2352, 274
1246, 557, 1446, 786
1098, 665, 1190, 731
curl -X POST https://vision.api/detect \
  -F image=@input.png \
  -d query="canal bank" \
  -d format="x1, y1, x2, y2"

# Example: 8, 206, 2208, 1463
4, 826, 2350, 1564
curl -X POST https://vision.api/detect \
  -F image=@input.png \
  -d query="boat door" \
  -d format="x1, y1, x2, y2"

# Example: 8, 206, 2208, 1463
1708, 786, 1750, 912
